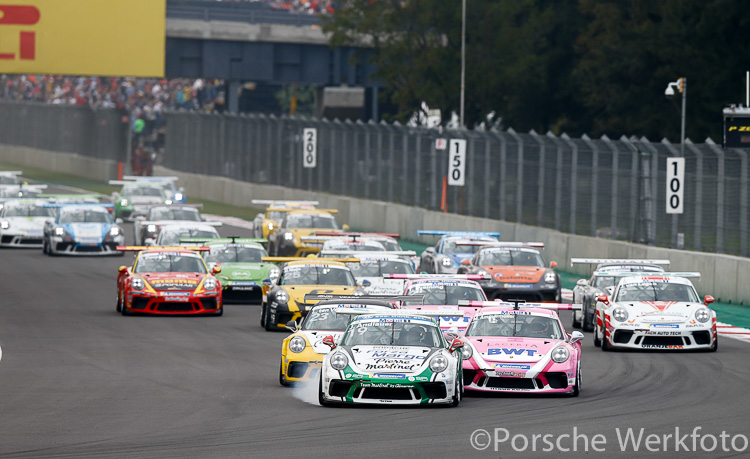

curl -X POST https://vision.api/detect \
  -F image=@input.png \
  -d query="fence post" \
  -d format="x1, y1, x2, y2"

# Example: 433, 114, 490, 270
732, 148, 748, 257
507, 128, 524, 223
529, 130, 546, 227
706, 139, 725, 253
493, 130, 508, 221
466, 132, 476, 216
685, 140, 704, 251
601, 135, 619, 239
430, 131, 438, 210
561, 133, 578, 234
581, 134, 598, 237
547, 131, 564, 231
483, 133, 491, 219
415, 132, 422, 206
622, 136, 640, 242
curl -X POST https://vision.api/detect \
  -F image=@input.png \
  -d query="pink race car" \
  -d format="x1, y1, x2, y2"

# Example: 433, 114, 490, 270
459, 301, 584, 396
390, 274, 490, 332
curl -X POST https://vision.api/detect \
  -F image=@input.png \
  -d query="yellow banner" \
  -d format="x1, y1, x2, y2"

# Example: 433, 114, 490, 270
0, 0, 165, 77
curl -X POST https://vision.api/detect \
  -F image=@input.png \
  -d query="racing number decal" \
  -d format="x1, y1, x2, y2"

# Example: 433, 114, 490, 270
666, 157, 684, 214
303, 128, 317, 168
448, 139, 466, 186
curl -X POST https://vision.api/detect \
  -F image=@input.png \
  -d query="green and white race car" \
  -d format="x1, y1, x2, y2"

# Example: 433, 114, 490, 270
182, 237, 279, 304
317, 309, 465, 406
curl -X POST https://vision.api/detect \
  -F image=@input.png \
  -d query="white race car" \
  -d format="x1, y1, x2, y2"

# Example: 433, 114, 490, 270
594, 273, 717, 351
317, 309, 465, 406
0, 199, 56, 248
153, 223, 221, 246
348, 253, 417, 295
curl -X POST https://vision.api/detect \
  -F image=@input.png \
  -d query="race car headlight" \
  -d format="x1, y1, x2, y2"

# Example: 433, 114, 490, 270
430, 354, 449, 373
174, 192, 184, 201
289, 336, 306, 353
203, 278, 217, 290
266, 222, 274, 231
268, 267, 280, 282
441, 257, 453, 267
612, 307, 629, 322
551, 346, 570, 363
330, 352, 348, 370
275, 290, 289, 304
283, 232, 294, 241
146, 224, 157, 233
461, 344, 473, 360
695, 308, 711, 323
119, 199, 129, 207
109, 227, 120, 237
0, 220, 9, 229
544, 272, 557, 283
131, 278, 145, 290
54, 227, 65, 236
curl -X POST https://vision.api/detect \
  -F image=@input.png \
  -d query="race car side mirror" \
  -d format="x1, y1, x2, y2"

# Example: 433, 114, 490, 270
342, 224, 351, 231
322, 335, 336, 349
576, 279, 588, 286
286, 320, 299, 332
570, 331, 584, 344
550, 261, 558, 269
360, 279, 372, 287
597, 294, 609, 306
460, 259, 471, 266
704, 295, 715, 305
118, 266, 127, 273
448, 338, 464, 353
425, 247, 436, 254
212, 266, 221, 274
262, 278, 273, 287
135, 215, 146, 221
255, 213, 264, 219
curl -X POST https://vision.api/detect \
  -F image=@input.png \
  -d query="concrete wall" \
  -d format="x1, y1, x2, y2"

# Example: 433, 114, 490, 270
3, 145, 748, 304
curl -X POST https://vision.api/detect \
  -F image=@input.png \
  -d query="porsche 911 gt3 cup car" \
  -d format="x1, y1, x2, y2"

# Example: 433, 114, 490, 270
398, 274, 490, 331
570, 258, 670, 332
133, 204, 204, 245
0, 183, 47, 205
0, 199, 56, 247
153, 223, 221, 246
251, 200, 319, 239
109, 181, 173, 221
417, 230, 500, 274
317, 310, 465, 406
311, 231, 405, 252
456, 242, 561, 302
280, 298, 403, 386
593, 272, 717, 351
0, 171, 22, 185
268, 209, 349, 257
116, 246, 223, 315
42, 203, 124, 256
459, 301, 583, 395
347, 253, 417, 295
123, 176, 186, 203
183, 237, 277, 304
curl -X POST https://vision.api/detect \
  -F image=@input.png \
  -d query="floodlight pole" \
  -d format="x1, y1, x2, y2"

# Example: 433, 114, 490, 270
460, 0, 466, 128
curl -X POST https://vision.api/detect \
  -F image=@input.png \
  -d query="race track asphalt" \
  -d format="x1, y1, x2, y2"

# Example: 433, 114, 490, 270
1, 217, 749, 458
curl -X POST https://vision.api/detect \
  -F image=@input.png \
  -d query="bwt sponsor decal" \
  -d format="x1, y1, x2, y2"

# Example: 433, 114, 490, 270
0, 5, 40, 61
650, 324, 679, 328
495, 364, 531, 370
373, 373, 406, 379
488, 348, 538, 356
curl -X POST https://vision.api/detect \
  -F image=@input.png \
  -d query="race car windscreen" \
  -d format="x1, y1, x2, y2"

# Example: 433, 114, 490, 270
159, 229, 219, 245
278, 265, 355, 286
123, 186, 164, 198
135, 253, 207, 273
0, 176, 18, 184
476, 248, 545, 267
301, 307, 351, 331
58, 208, 113, 223
150, 208, 201, 221
268, 211, 286, 221
350, 259, 415, 277
325, 242, 384, 252
593, 266, 664, 289
614, 282, 700, 303
441, 238, 494, 254
465, 314, 563, 339
2, 203, 55, 217
204, 245, 265, 263
403, 283, 485, 305
284, 214, 338, 229
342, 321, 443, 347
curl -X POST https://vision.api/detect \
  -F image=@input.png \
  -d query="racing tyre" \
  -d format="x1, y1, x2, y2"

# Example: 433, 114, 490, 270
116, 292, 122, 313
121, 303, 130, 316
709, 336, 718, 352
318, 377, 331, 407
279, 360, 289, 386
593, 318, 602, 347
570, 362, 581, 397
572, 311, 581, 329
42, 239, 48, 254
260, 304, 267, 327
214, 307, 223, 317
263, 306, 276, 331
601, 323, 611, 351
451, 371, 462, 407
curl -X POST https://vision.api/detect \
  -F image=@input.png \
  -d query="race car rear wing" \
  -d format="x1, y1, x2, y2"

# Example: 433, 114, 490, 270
320, 250, 417, 258
304, 294, 425, 303
0, 171, 22, 176
383, 273, 491, 280
458, 300, 582, 310
418, 230, 500, 238
157, 221, 223, 228
313, 231, 401, 239
593, 271, 700, 279
38, 193, 104, 201
43, 202, 113, 208
456, 241, 545, 249
122, 176, 180, 182
333, 308, 466, 318
1, 183, 47, 190
251, 199, 319, 206
571, 258, 671, 267
261, 256, 360, 263
116, 245, 210, 252
180, 237, 267, 245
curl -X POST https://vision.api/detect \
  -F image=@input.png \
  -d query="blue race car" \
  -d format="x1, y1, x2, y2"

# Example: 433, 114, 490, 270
42, 203, 125, 256
417, 230, 500, 274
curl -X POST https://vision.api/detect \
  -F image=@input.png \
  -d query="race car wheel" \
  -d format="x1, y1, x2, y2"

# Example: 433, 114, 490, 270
572, 311, 581, 329
601, 324, 612, 351
593, 317, 602, 347
263, 306, 276, 331
709, 336, 718, 352
42, 239, 48, 254
214, 307, 223, 317
121, 303, 130, 316
451, 371, 462, 407
318, 377, 332, 407
570, 361, 581, 397
260, 303, 267, 327
116, 292, 122, 313
582, 304, 595, 332
279, 360, 289, 386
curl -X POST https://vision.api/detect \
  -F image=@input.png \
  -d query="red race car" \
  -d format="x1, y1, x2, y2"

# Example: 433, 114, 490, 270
116, 246, 223, 316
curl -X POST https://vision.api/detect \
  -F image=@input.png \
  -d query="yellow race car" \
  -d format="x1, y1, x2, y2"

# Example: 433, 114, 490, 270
279, 298, 398, 385
267, 209, 349, 257
260, 258, 361, 331
251, 200, 318, 239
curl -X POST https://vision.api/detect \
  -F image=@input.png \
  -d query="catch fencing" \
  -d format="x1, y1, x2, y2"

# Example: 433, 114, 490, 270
0, 101, 746, 258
